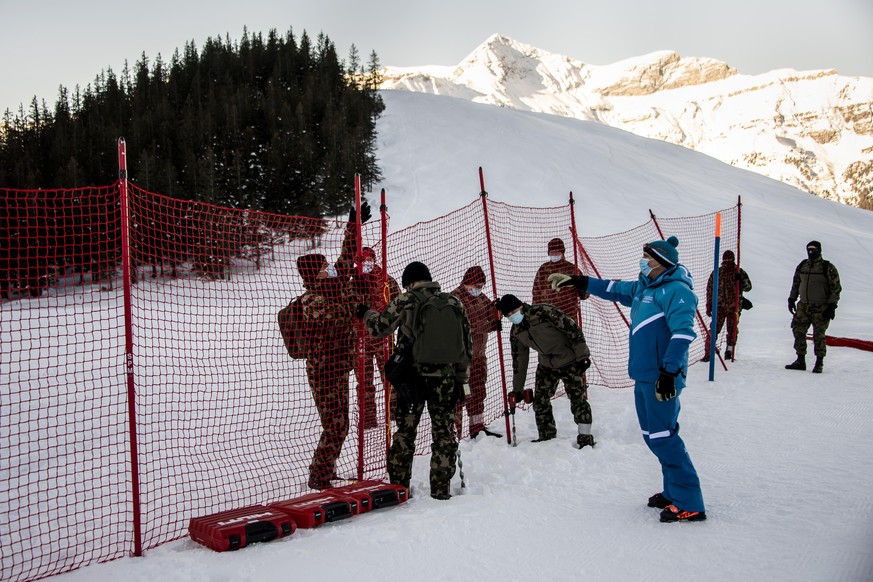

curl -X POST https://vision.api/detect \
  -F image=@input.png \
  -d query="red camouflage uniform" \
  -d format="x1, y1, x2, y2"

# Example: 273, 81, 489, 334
352, 264, 401, 428
532, 257, 579, 319
450, 285, 500, 435
300, 226, 361, 485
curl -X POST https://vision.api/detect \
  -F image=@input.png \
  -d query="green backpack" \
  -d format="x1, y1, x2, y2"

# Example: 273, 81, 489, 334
409, 290, 467, 365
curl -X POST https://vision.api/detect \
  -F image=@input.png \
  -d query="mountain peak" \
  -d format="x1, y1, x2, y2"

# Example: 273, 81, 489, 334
379, 35, 873, 209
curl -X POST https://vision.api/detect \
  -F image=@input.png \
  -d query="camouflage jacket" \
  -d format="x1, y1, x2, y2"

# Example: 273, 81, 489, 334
362, 281, 472, 381
532, 258, 579, 318
352, 266, 401, 311
706, 261, 752, 314
451, 286, 499, 360
298, 224, 361, 367
789, 257, 841, 305
509, 303, 590, 392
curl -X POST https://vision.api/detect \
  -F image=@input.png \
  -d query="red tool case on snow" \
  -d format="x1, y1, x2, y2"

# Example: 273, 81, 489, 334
189, 504, 296, 552
268, 490, 359, 528
331, 480, 409, 513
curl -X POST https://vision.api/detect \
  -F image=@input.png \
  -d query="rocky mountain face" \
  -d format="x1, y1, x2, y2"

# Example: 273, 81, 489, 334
380, 34, 873, 209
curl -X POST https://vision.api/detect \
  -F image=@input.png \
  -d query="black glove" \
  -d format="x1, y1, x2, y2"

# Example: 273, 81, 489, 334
354, 304, 370, 320
579, 358, 591, 372
788, 297, 796, 315
824, 303, 837, 320
706, 307, 712, 318
347, 199, 372, 224
495, 320, 503, 332
548, 273, 589, 292
655, 368, 679, 402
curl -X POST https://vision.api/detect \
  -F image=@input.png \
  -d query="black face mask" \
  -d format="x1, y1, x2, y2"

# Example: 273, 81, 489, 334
807, 248, 821, 260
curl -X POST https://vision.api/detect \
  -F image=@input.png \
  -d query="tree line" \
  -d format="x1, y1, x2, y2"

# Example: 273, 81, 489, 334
0, 27, 385, 217
1, 27, 384, 298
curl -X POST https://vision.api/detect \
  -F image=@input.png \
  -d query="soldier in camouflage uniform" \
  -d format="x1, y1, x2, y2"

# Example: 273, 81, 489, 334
786, 240, 841, 374
351, 247, 401, 428
296, 202, 369, 490
451, 266, 502, 438
355, 261, 472, 500
531, 238, 583, 318
704, 250, 752, 361
496, 294, 595, 448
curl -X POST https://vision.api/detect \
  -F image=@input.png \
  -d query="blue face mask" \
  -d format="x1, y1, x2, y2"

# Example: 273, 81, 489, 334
639, 258, 654, 277
324, 264, 338, 278
508, 311, 524, 325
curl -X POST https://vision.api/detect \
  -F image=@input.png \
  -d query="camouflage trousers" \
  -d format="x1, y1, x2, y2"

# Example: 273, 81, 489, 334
306, 360, 352, 482
354, 338, 391, 429
533, 360, 593, 440
460, 356, 488, 434
791, 303, 831, 358
712, 308, 741, 347
387, 373, 457, 498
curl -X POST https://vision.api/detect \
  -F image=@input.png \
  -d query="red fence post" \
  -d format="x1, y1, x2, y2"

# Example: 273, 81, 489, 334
380, 188, 392, 458
568, 192, 582, 325
478, 167, 513, 444
354, 174, 366, 480
118, 137, 143, 557
732, 196, 743, 360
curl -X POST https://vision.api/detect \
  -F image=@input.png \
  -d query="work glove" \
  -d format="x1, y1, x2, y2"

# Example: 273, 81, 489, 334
508, 389, 533, 407
347, 199, 372, 224
655, 368, 679, 402
495, 319, 503, 332
548, 273, 589, 292
824, 303, 837, 321
788, 297, 796, 315
354, 304, 370, 320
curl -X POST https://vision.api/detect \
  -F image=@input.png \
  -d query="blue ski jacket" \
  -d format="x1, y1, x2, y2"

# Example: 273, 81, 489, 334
587, 265, 697, 385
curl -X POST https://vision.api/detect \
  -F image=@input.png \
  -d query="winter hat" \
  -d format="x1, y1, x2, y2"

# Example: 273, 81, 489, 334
547, 238, 565, 254
401, 261, 432, 288
462, 266, 486, 287
297, 253, 326, 286
644, 236, 680, 268
361, 247, 377, 261
722, 250, 735, 263
496, 294, 524, 316
807, 240, 822, 251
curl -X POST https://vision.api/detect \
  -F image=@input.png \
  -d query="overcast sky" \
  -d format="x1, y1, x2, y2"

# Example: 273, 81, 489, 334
2, 0, 871, 114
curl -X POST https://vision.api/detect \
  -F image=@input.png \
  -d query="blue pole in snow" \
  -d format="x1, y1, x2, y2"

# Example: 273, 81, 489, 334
709, 214, 722, 382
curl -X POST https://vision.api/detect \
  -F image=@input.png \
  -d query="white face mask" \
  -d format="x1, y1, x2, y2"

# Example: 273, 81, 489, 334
468, 287, 483, 297
549, 255, 562, 263
362, 261, 374, 274
324, 264, 338, 278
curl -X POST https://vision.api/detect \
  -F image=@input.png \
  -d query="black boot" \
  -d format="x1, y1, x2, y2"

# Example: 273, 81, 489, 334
812, 358, 823, 374
576, 434, 596, 449
785, 356, 806, 371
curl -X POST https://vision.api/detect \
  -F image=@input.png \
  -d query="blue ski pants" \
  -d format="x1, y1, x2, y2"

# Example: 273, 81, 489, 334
634, 380, 705, 513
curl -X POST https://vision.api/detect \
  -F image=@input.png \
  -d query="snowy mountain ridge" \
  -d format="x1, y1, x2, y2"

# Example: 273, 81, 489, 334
380, 34, 873, 208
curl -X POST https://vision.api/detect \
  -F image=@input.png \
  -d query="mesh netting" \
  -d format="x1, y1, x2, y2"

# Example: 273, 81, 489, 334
1, 181, 738, 581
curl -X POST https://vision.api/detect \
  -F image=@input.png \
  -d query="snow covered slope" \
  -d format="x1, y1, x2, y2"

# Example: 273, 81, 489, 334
381, 34, 873, 208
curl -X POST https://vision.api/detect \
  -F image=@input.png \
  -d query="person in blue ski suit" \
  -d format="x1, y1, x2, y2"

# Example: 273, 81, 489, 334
549, 235, 706, 522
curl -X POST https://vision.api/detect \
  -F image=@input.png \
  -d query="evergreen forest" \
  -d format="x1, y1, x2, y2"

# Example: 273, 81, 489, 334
0, 27, 385, 218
